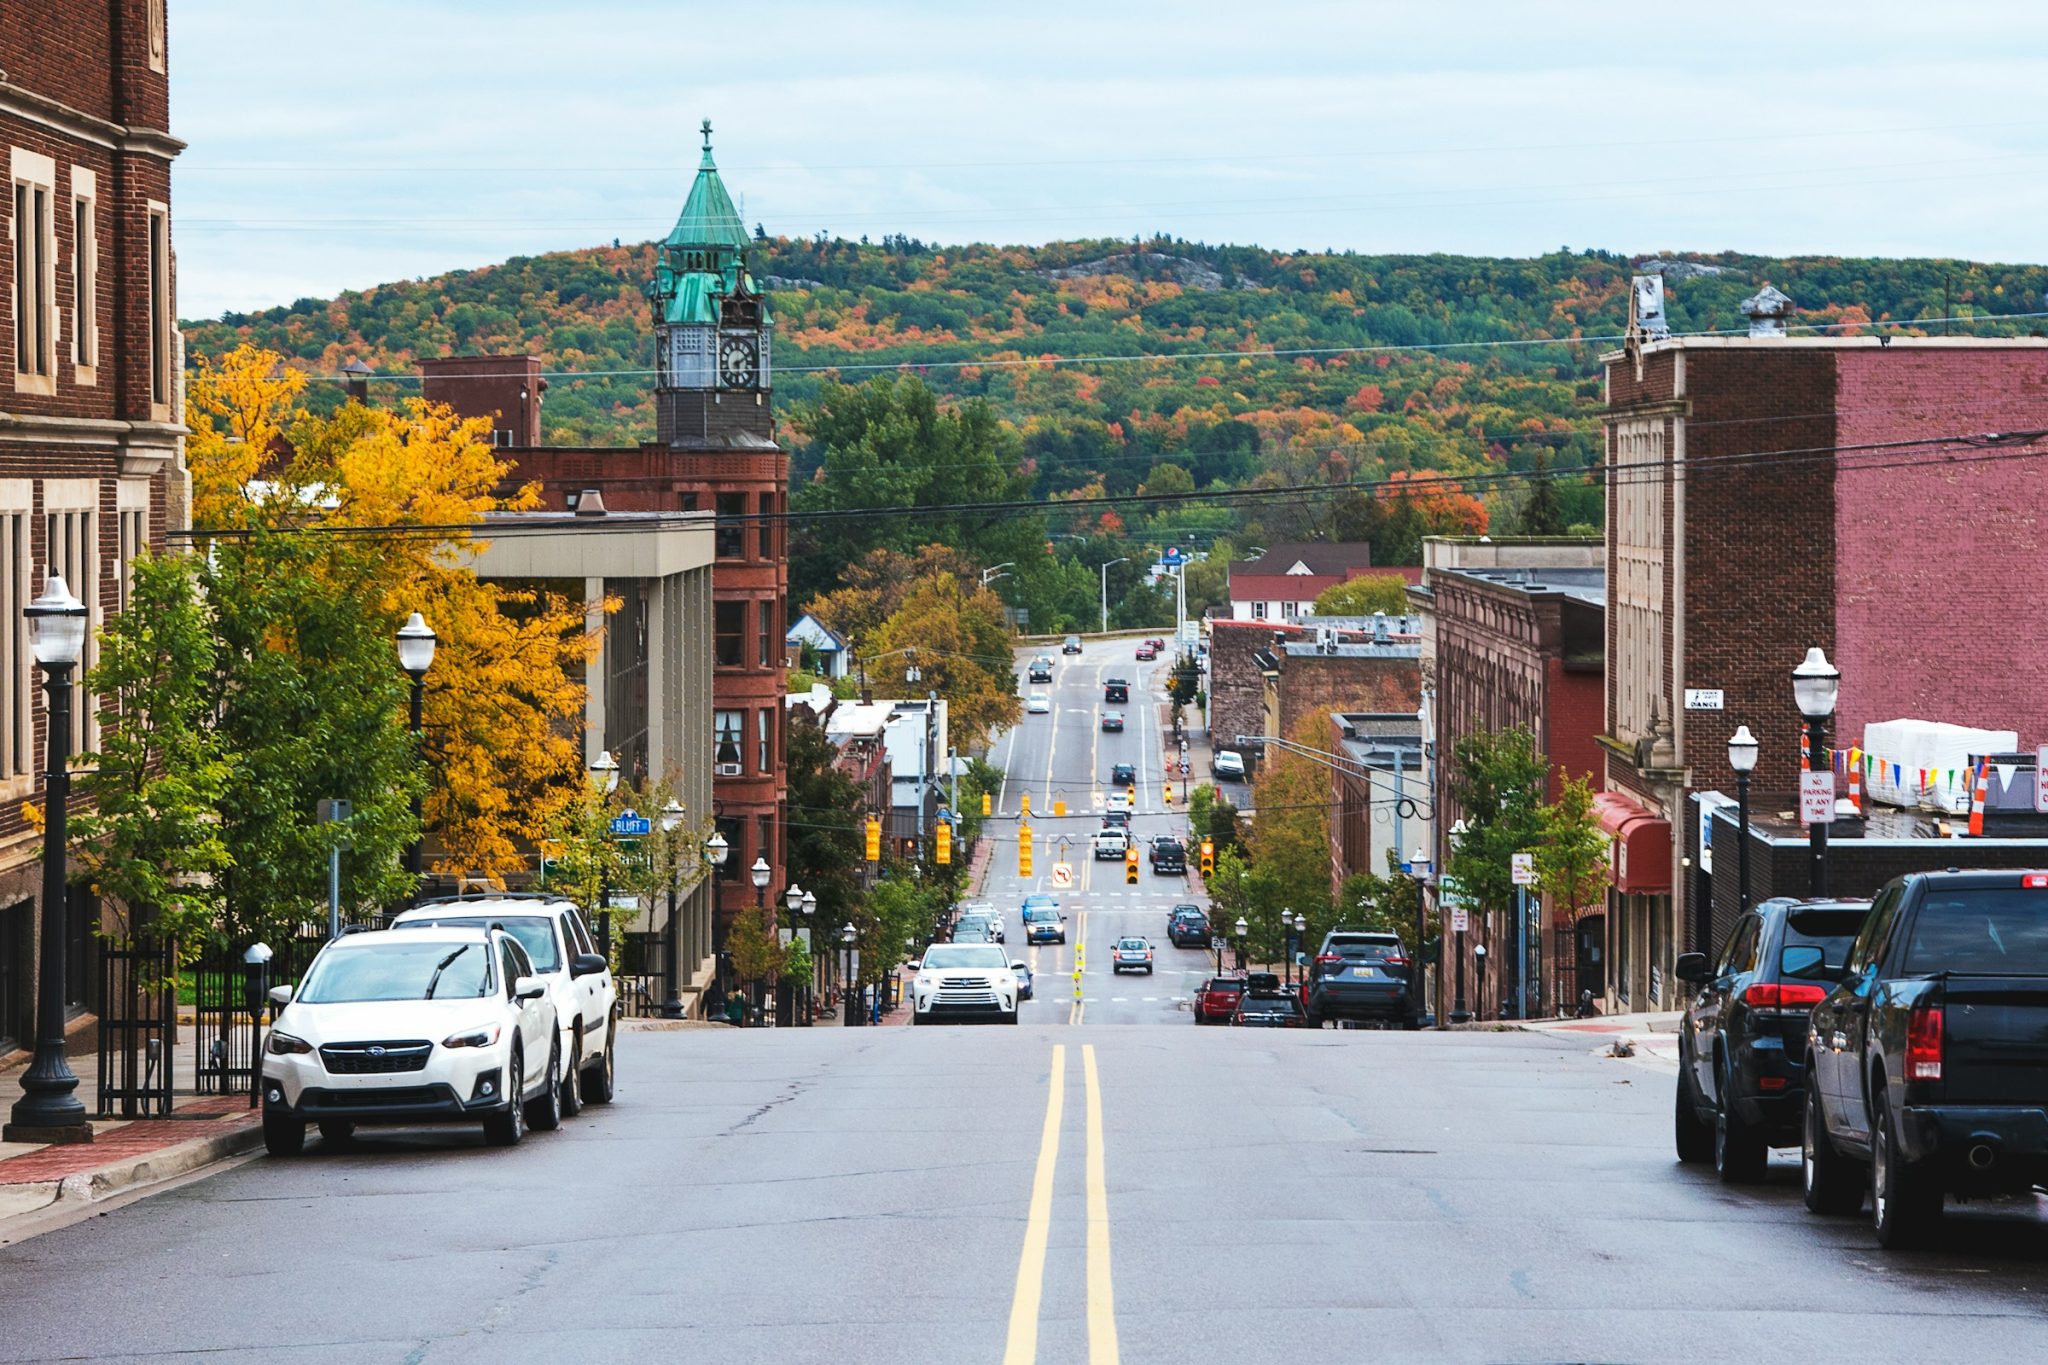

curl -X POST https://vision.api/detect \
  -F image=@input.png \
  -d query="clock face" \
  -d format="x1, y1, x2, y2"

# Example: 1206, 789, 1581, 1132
718, 335, 759, 388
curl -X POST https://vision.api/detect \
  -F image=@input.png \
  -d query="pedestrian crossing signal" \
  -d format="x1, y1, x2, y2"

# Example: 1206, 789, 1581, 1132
1124, 845, 1139, 885
864, 815, 881, 863
1019, 822, 1034, 878
1200, 839, 1215, 877
981, 792, 992, 818
935, 819, 951, 866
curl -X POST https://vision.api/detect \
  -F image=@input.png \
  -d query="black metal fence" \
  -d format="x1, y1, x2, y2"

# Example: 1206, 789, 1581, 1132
95, 941, 175, 1119
192, 930, 327, 1101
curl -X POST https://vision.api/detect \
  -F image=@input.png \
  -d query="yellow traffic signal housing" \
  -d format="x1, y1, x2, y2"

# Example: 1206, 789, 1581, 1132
1125, 787, 1136, 809
981, 792, 992, 818
1163, 781, 1174, 806
864, 815, 881, 862
1054, 796, 1067, 817
1019, 821, 1034, 877
1199, 838, 1215, 876
1124, 845, 1139, 885
1021, 791, 1032, 816
935, 819, 951, 865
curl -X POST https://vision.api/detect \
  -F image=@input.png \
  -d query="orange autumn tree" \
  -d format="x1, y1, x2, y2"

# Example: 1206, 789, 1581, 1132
189, 344, 608, 886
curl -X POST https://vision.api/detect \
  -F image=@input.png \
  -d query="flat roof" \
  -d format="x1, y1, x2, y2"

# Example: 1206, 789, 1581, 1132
1433, 564, 1606, 608
470, 509, 714, 580
1603, 334, 2048, 363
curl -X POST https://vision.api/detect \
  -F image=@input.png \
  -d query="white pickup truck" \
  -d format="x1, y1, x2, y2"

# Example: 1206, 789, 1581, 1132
1092, 827, 1130, 860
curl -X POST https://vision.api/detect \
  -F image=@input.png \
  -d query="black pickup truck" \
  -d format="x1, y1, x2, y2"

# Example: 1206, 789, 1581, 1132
1803, 869, 2048, 1247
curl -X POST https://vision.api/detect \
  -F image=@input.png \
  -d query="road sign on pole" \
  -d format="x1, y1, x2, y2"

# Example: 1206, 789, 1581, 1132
1799, 770, 1834, 825
1450, 906, 1470, 933
609, 809, 652, 838
1510, 852, 1536, 886
1051, 862, 1074, 888
2036, 745, 2048, 815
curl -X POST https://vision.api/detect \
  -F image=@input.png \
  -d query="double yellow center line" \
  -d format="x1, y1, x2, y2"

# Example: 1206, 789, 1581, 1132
1003, 1044, 1119, 1365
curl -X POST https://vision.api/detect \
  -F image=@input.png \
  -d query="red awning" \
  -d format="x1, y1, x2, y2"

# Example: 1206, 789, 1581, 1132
1593, 791, 1672, 893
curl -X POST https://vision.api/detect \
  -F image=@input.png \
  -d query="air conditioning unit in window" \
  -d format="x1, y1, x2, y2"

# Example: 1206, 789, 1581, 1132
715, 762, 743, 777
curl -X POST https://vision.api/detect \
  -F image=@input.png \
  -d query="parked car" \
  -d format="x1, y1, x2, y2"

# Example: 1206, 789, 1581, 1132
912, 944, 1019, 1025
1168, 906, 1210, 948
984, 911, 1007, 944
1673, 897, 1871, 1182
260, 925, 560, 1155
952, 914, 995, 944
1111, 763, 1137, 786
1027, 657, 1053, 684
1100, 710, 1125, 732
1233, 989, 1307, 1028
1111, 937, 1155, 975
1212, 750, 1246, 781
1304, 931, 1411, 1026
1135, 644, 1156, 661
1092, 826, 1131, 860
1026, 691, 1051, 714
1803, 869, 2048, 1247
1192, 976, 1245, 1024
1103, 678, 1129, 703
1150, 837, 1187, 875
1062, 635, 1083, 655
392, 894, 621, 1114
1021, 899, 1066, 945
1013, 959, 1034, 1002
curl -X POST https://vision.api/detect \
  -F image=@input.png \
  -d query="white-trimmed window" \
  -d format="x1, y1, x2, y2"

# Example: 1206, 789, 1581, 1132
70, 168, 97, 380
147, 201, 171, 415
116, 483, 149, 612
10, 149, 57, 395
1612, 417, 1666, 742
43, 482, 98, 753
0, 481, 30, 785
1251, 600, 1267, 620
148, 0, 167, 73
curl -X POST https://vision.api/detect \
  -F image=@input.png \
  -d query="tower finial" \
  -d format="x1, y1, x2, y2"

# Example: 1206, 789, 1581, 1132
699, 119, 716, 170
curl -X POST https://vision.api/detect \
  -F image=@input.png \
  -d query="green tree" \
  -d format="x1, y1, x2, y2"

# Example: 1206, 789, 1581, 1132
1312, 574, 1412, 617
726, 905, 784, 1015
1517, 449, 1568, 536
868, 574, 1021, 749
1534, 771, 1612, 927
67, 552, 233, 968
785, 711, 866, 930
1446, 727, 1549, 921
1338, 850, 1434, 948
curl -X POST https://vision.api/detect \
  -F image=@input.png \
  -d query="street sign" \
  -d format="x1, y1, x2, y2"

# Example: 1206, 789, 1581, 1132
1210, 935, 1226, 953
609, 809, 652, 838
1450, 907, 1470, 933
2037, 745, 2048, 815
1178, 760, 1190, 776
1683, 688, 1725, 711
1510, 852, 1536, 886
1799, 770, 1835, 826
1051, 862, 1074, 888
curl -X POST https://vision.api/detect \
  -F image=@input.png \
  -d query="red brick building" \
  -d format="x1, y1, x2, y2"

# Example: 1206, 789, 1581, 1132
418, 127, 789, 943
1600, 329, 2048, 1012
1, 1, 183, 1057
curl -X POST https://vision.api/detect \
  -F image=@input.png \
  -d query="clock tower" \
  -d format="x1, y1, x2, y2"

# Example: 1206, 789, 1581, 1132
650, 121, 774, 446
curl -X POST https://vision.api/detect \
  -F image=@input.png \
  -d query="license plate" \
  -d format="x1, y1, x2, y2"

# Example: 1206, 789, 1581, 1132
1351, 966, 1379, 979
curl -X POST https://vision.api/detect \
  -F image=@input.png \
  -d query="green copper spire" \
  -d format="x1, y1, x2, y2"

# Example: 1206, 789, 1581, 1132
665, 119, 749, 254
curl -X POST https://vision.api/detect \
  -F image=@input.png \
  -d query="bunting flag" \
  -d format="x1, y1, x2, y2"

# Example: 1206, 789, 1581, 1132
1995, 762, 2020, 795
1892, 762, 1903, 786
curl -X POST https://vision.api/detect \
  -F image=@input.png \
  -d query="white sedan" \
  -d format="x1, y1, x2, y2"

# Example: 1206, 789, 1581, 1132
259, 925, 561, 1154
1026, 691, 1051, 714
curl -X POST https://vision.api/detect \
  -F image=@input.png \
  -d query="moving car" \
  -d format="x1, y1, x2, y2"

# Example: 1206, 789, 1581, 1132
1092, 826, 1131, 860
1803, 869, 2048, 1247
1233, 987, 1307, 1028
1111, 937, 1155, 975
1103, 678, 1129, 703
1100, 710, 1125, 732
1304, 931, 1411, 1026
1146, 638, 1166, 651
1135, 643, 1156, 661
1150, 837, 1187, 875
1013, 959, 1035, 1001
392, 894, 620, 1114
1212, 750, 1246, 781
1111, 763, 1137, 786
1028, 657, 1054, 684
952, 913, 996, 944
1673, 897, 1870, 1183
259, 925, 561, 1155
1101, 809, 1131, 830
1026, 691, 1051, 714
912, 943, 1020, 1024
1192, 976, 1245, 1023
1021, 897, 1067, 945
1062, 635, 1083, 655
1168, 906, 1209, 947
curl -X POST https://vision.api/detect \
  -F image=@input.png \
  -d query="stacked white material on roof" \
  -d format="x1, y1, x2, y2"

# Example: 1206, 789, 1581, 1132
1861, 719, 2018, 815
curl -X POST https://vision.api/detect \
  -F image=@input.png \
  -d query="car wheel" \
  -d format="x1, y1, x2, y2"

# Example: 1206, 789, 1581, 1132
316, 1120, 355, 1147
582, 1014, 616, 1105
483, 1046, 526, 1147
1801, 1072, 1864, 1214
1872, 1086, 1941, 1248
1673, 1058, 1714, 1165
561, 1032, 585, 1118
527, 1039, 563, 1132
263, 1110, 306, 1158
1714, 1055, 1769, 1184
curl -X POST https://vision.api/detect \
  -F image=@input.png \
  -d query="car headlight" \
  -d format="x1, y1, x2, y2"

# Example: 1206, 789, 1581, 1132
443, 1024, 502, 1048
267, 1030, 313, 1056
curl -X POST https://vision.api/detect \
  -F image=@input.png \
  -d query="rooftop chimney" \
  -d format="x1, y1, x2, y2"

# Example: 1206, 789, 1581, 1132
341, 358, 373, 405
574, 489, 608, 517
1743, 285, 1793, 338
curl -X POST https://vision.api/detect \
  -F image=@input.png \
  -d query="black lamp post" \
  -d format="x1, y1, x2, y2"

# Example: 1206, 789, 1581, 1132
1450, 819, 1471, 1025
1728, 725, 1758, 927
703, 828, 729, 1004
803, 890, 818, 1024
1409, 846, 1432, 1029
659, 798, 687, 1018
784, 882, 805, 1027
1292, 911, 1307, 987
1282, 909, 1295, 986
1234, 915, 1249, 973
588, 750, 620, 952
748, 855, 771, 1019
1792, 648, 1841, 897
4, 573, 93, 1144
841, 923, 860, 1027
396, 611, 436, 896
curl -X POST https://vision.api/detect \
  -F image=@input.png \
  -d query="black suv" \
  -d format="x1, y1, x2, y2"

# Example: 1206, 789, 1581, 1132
1111, 763, 1136, 786
1027, 657, 1053, 683
1103, 678, 1129, 703
1168, 906, 1209, 947
1673, 897, 1871, 1183
1305, 931, 1411, 1026
1062, 635, 1083, 655
1150, 837, 1186, 875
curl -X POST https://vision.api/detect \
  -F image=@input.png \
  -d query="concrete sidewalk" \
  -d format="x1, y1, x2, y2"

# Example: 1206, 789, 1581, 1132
1517, 1010, 1684, 1071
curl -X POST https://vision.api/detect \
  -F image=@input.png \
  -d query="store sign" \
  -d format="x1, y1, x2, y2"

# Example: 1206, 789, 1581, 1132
1683, 689, 1725, 711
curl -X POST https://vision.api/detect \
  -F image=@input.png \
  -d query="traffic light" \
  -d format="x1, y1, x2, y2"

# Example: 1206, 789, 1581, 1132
1163, 780, 1174, 806
1019, 821, 1034, 878
935, 818, 951, 866
981, 791, 992, 818
1124, 845, 1139, 885
1200, 839, 1215, 877
1125, 787, 1136, 810
1021, 791, 1032, 817
864, 815, 881, 863
1053, 796, 1067, 817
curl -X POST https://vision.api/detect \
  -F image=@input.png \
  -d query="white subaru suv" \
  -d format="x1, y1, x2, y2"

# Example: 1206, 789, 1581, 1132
392, 895, 619, 1115
912, 943, 1020, 1025
260, 925, 560, 1154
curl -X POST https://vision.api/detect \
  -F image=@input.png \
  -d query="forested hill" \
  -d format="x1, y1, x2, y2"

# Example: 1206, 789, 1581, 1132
185, 237, 2048, 500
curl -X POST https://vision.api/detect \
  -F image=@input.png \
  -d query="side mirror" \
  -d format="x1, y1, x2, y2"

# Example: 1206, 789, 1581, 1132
267, 984, 294, 1007
1674, 952, 1709, 984
1779, 945, 1827, 980
514, 976, 547, 1002
569, 952, 607, 979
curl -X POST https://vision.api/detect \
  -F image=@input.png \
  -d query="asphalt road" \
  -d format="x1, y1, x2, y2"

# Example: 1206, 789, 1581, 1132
7, 1023, 2048, 1363
992, 636, 1230, 1025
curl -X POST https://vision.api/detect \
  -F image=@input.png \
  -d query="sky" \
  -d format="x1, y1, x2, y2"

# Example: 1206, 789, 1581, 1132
169, 0, 2048, 320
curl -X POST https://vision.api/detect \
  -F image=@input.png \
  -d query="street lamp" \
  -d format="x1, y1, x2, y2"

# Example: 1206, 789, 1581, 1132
1449, 818, 1470, 1024
1099, 557, 1129, 635
1290, 911, 1307, 986
1792, 647, 1841, 896
783, 882, 806, 1028
980, 563, 1014, 588
1283, 908, 1295, 986
587, 750, 622, 951
658, 798, 687, 1018
1727, 725, 1759, 921
396, 611, 437, 892
4, 573, 92, 1144
751, 854, 771, 908
588, 749, 620, 795
1409, 846, 1432, 1029
841, 923, 860, 1028
1234, 914, 1249, 972
703, 826, 730, 1007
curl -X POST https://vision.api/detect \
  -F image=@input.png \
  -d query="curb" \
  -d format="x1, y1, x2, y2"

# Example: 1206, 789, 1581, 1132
0, 1116, 264, 1229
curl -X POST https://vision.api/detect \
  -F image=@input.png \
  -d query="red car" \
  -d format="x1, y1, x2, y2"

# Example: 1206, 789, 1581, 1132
1146, 638, 1166, 650
1135, 644, 1156, 660
1192, 975, 1244, 1025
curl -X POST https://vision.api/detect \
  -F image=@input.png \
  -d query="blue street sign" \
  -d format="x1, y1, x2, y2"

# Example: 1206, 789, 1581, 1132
609, 810, 652, 838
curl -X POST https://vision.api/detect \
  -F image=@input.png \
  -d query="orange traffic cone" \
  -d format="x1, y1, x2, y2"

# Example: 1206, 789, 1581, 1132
1968, 759, 1989, 837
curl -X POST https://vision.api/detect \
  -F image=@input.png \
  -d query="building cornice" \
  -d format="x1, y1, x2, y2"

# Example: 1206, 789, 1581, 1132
0, 82, 185, 159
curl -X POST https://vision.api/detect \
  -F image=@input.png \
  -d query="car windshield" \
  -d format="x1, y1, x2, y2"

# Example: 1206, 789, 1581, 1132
1023, 907, 1057, 922
1780, 907, 1868, 977
298, 940, 494, 1003
1902, 890, 2048, 973
923, 946, 1008, 970
399, 915, 561, 972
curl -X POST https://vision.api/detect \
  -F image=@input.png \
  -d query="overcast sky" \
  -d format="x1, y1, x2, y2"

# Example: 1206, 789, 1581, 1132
169, 1, 2048, 319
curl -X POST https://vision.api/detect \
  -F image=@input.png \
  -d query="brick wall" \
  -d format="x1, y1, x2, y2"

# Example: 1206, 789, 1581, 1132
421, 356, 543, 446
1547, 659, 1605, 790
1206, 620, 1292, 762
1275, 652, 1420, 744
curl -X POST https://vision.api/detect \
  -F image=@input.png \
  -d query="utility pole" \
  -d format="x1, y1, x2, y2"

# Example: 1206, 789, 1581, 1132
1099, 557, 1128, 634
